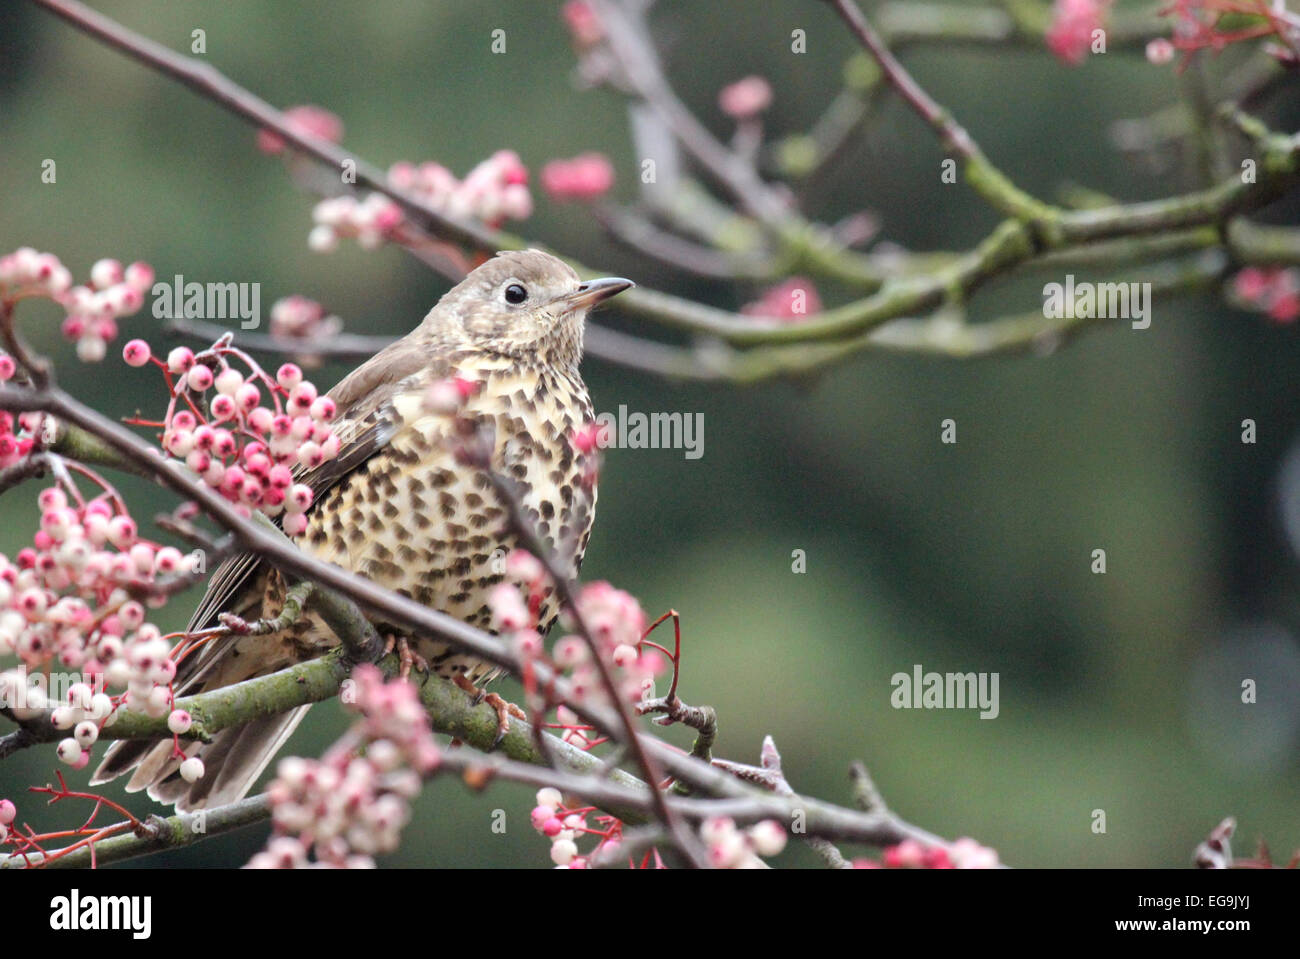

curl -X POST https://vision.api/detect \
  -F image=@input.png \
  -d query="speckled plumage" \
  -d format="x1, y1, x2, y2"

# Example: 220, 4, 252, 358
92, 250, 629, 810
280, 350, 596, 685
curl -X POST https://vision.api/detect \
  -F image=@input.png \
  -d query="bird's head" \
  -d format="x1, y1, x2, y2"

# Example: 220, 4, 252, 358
422, 249, 633, 368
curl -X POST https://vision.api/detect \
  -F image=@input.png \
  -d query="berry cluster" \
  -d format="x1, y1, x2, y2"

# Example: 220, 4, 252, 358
718, 76, 773, 120
1232, 266, 1300, 324
540, 153, 614, 203
256, 104, 345, 155
530, 787, 627, 868
167, 710, 207, 784
566, 423, 602, 490
854, 837, 1000, 869
1046, 0, 1111, 66
700, 816, 787, 868
0, 798, 15, 845
390, 151, 532, 225
0, 358, 34, 468
251, 665, 439, 868
0, 249, 153, 362
561, 0, 603, 49
307, 151, 532, 252
1146, 37, 1176, 64
307, 193, 406, 252
1161, 1, 1300, 66
562, 581, 666, 703
488, 558, 669, 730
268, 295, 343, 345
741, 276, 823, 322
121, 341, 339, 532
0, 482, 202, 768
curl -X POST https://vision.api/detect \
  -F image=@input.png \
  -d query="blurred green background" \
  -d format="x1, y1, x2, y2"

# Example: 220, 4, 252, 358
2, 0, 1299, 868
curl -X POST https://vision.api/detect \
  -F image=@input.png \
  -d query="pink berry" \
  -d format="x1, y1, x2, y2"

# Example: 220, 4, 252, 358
107, 514, 136, 547
60, 316, 86, 340
720, 76, 772, 119
240, 478, 264, 504
310, 397, 336, 422
187, 365, 214, 392
125, 261, 155, 291
56, 738, 83, 764
277, 363, 303, 389
191, 425, 216, 451
154, 546, 183, 573
248, 407, 273, 432
167, 347, 195, 373
122, 339, 151, 367
550, 838, 578, 865
74, 720, 99, 748
244, 452, 271, 477
214, 367, 245, 396
290, 416, 314, 441
286, 484, 313, 513
236, 382, 261, 410
296, 442, 324, 469
531, 805, 555, 830
288, 385, 316, 414
90, 258, 123, 290
166, 428, 196, 457
210, 394, 237, 422
213, 429, 237, 457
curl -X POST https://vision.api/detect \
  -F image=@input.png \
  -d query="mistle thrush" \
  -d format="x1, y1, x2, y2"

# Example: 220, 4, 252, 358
93, 249, 632, 810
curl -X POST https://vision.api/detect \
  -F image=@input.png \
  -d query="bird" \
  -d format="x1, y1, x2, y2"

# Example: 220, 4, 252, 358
91, 249, 633, 810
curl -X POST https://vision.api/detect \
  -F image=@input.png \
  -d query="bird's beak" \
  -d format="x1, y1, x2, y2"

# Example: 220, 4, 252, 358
557, 276, 635, 312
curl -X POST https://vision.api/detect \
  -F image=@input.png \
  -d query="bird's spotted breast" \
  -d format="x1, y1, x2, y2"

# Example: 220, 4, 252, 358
282, 356, 597, 685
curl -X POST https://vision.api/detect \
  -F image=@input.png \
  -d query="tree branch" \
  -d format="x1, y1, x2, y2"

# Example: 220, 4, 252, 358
29, 0, 1295, 369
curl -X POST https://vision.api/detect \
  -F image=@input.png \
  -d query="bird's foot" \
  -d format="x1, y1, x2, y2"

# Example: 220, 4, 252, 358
384, 634, 429, 681
452, 673, 526, 747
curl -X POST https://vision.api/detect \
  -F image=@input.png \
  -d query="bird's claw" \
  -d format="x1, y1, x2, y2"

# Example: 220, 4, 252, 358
384, 634, 429, 681
485, 693, 527, 748
452, 674, 525, 748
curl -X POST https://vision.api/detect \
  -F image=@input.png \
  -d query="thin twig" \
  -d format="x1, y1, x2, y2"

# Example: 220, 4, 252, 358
28, 0, 496, 253
462, 425, 707, 866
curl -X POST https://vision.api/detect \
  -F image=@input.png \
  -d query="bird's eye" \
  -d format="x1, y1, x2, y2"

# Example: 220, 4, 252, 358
504, 283, 528, 305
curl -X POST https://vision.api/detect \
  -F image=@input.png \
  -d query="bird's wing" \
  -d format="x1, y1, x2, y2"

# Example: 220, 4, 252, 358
174, 341, 448, 691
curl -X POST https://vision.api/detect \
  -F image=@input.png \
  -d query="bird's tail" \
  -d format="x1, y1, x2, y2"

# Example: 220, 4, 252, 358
92, 704, 311, 812
92, 613, 310, 812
